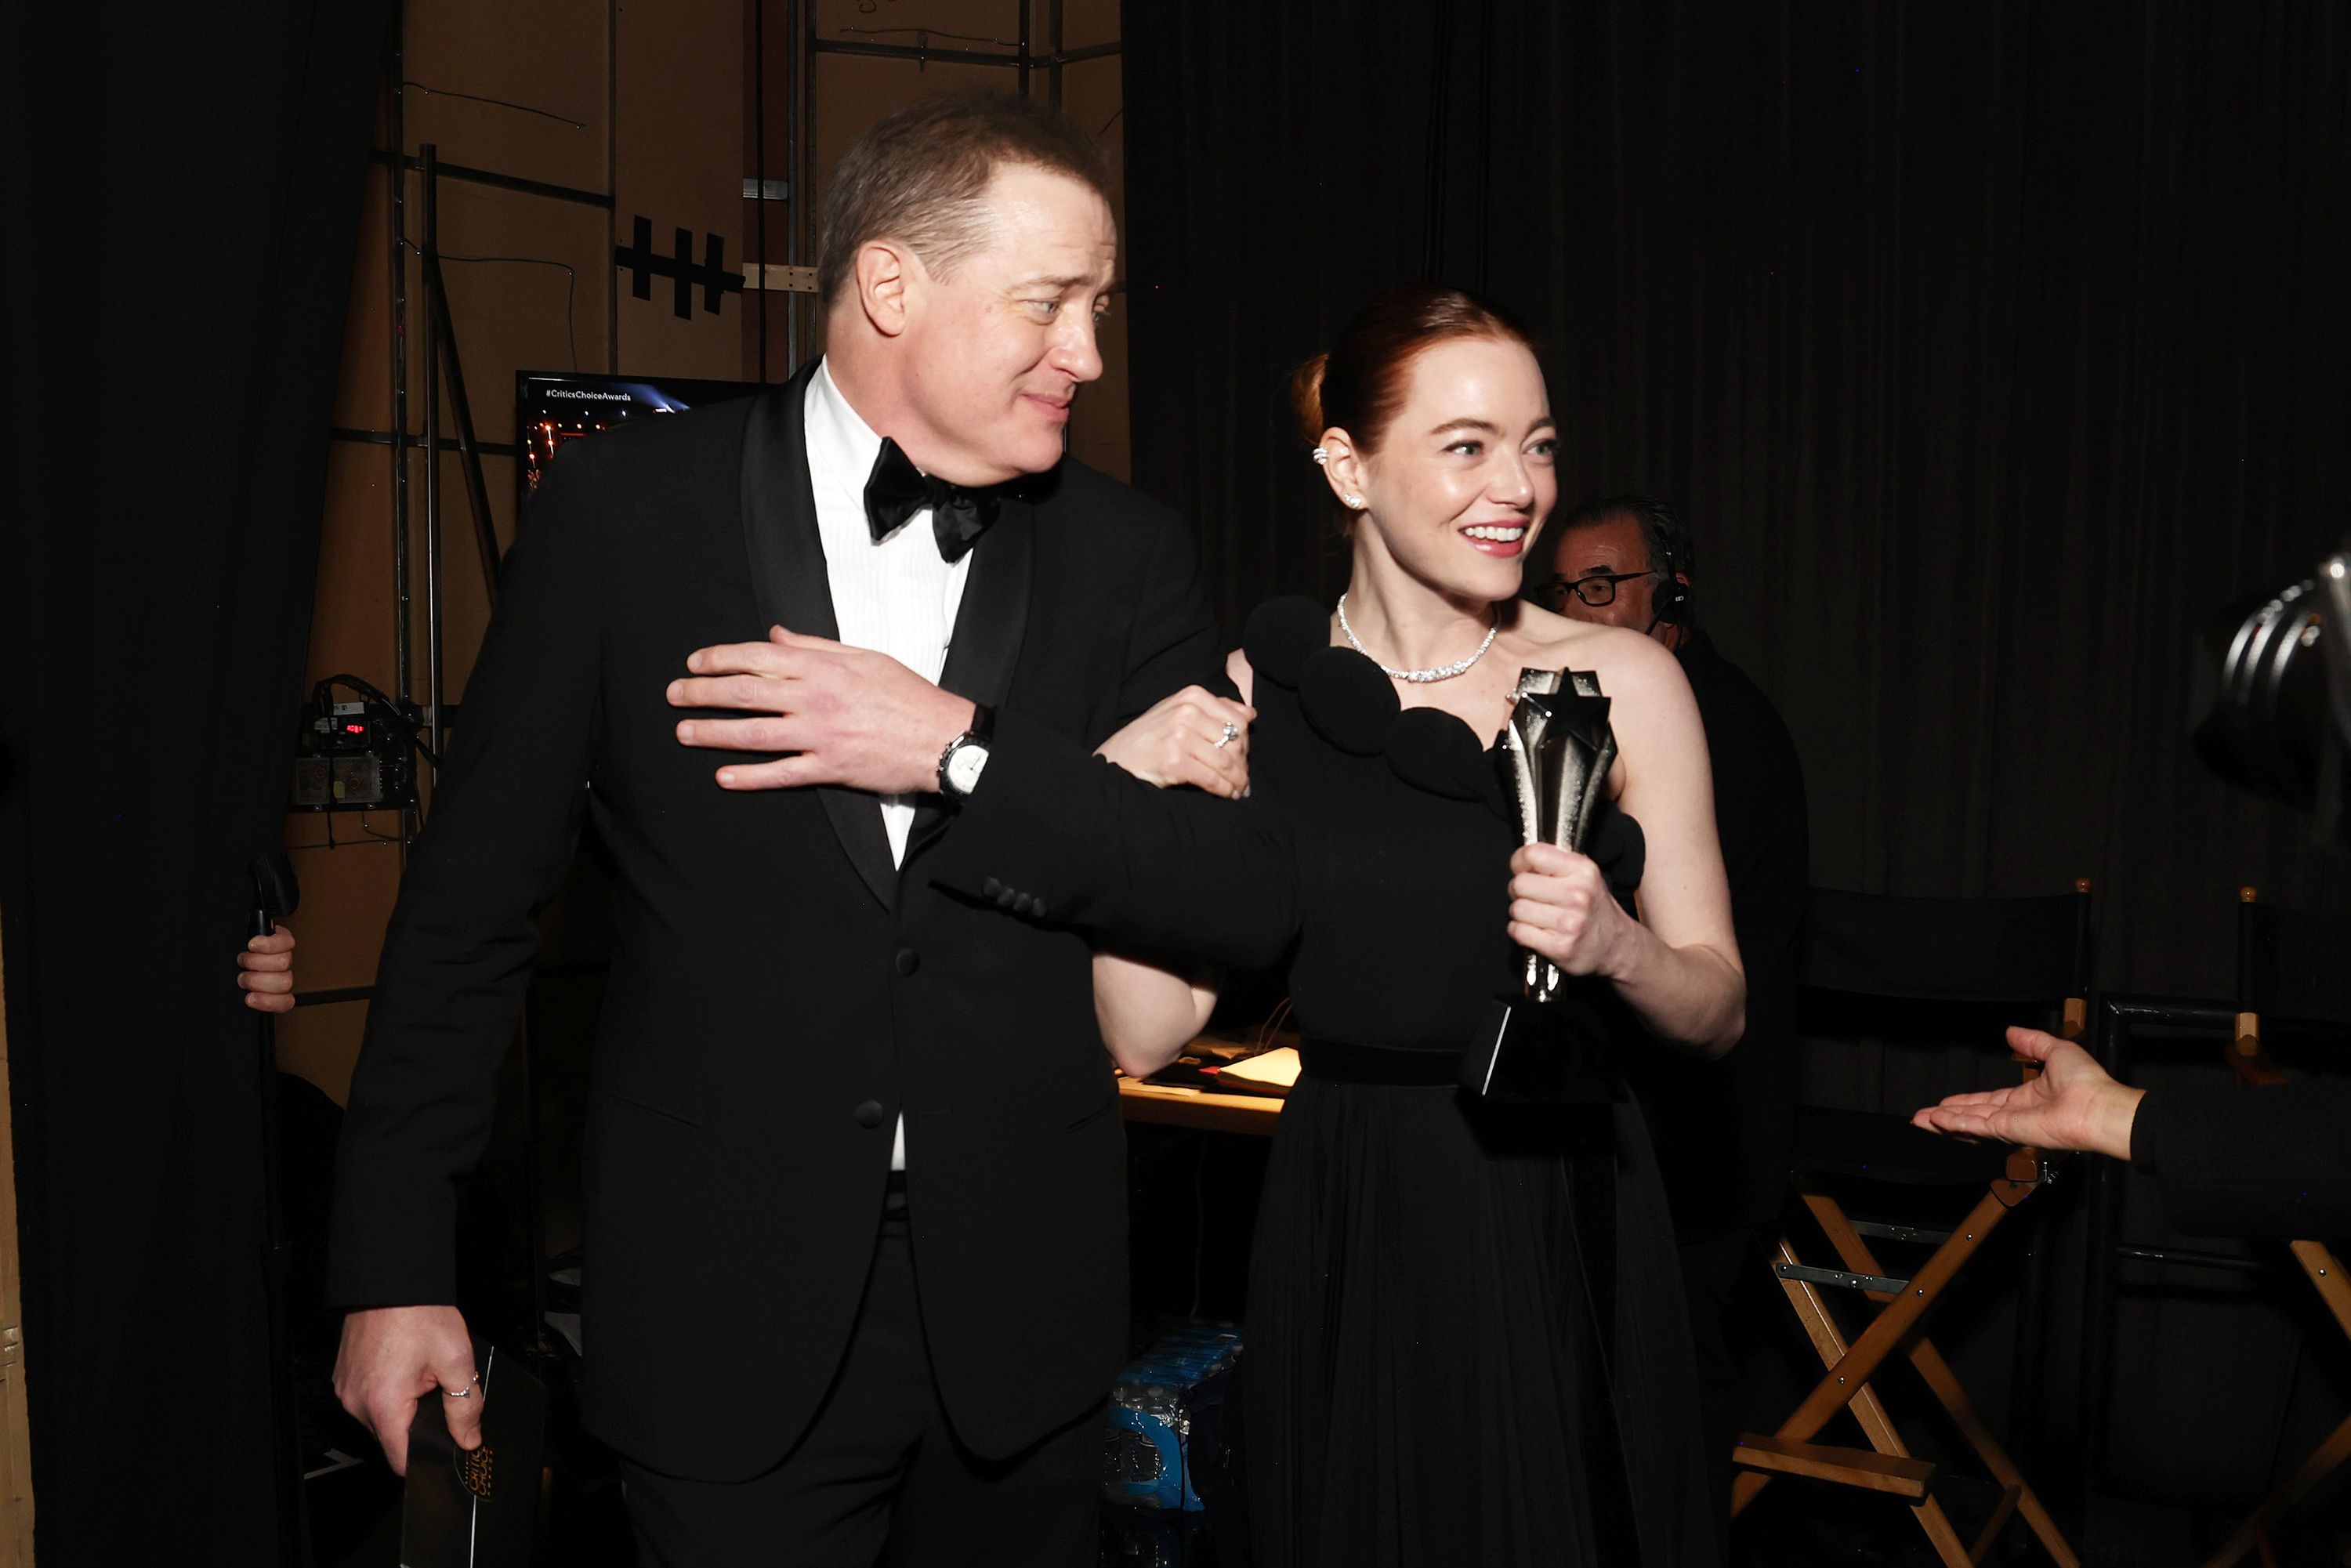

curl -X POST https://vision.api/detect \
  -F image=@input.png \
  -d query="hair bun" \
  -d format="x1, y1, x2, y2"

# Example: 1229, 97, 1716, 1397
1289, 353, 1330, 444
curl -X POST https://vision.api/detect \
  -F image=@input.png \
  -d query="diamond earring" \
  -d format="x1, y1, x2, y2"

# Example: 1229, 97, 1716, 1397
1311, 446, 1330, 466
1342, 493, 1365, 509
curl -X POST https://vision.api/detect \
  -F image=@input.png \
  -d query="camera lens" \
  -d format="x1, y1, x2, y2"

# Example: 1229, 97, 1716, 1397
2190, 580, 2331, 811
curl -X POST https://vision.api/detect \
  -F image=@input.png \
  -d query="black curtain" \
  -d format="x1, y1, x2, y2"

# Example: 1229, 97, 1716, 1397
1122, 0, 2351, 1001
0, 2, 391, 1559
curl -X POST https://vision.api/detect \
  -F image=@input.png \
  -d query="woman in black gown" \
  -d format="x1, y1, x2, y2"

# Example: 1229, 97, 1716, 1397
1086, 285, 1746, 1566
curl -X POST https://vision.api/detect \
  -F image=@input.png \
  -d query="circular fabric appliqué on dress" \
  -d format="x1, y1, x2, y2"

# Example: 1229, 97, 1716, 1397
1296, 646, 1399, 756
1386, 704, 1500, 806
1241, 596, 1331, 691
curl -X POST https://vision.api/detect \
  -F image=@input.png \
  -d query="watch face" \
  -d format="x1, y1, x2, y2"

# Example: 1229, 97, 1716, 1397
946, 741, 989, 795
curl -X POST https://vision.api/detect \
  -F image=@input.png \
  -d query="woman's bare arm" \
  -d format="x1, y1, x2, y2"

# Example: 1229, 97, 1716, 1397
1508, 628, 1745, 1056
1093, 951, 1221, 1077
1085, 650, 1248, 1074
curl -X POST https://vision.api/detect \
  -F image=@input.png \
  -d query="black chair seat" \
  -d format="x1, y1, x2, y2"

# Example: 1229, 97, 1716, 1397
1791, 1105, 2016, 1186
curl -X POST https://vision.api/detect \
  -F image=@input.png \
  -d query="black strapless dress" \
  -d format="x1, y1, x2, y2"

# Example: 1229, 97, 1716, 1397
1232, 598, 1715, 1568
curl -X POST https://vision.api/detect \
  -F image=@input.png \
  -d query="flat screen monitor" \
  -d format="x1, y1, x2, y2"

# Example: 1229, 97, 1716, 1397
514, 371, 766, 511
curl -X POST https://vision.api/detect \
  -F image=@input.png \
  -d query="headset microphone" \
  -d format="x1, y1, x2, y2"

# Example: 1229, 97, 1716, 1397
1646, 574, 1692, 635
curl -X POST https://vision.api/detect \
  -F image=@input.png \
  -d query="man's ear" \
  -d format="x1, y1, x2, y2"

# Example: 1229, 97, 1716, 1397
1320, 428, 1366, 507
854, 241, 914, 338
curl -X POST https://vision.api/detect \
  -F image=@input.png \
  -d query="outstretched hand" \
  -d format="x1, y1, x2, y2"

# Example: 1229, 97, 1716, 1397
668, 627, 975, 795
1911, 1026, 2144, 1161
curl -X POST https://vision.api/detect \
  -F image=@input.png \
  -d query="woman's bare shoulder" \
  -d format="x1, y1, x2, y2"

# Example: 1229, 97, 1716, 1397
1505, 602, 1685, 696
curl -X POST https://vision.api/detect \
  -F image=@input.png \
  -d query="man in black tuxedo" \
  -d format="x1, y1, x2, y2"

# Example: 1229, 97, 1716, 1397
328, 93, 1242, 1564
1533, 494, 1809, 1545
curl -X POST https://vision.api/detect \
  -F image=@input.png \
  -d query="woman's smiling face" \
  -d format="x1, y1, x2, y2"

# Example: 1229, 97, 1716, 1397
1339, 335, 1559, 603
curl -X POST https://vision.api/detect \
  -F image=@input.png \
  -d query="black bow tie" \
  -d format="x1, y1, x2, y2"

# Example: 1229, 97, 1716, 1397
862, 437, 999, 563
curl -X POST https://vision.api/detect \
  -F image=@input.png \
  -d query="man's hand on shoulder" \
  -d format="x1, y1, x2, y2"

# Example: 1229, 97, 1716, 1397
335, 1305, 481, 1476
669, 626, 976, 794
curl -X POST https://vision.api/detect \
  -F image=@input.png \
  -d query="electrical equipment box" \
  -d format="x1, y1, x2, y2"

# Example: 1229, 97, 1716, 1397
292, 697, 418, 811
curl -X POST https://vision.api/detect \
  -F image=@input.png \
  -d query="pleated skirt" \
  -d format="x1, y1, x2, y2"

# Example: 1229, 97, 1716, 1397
1241, 1071, 1617, 1568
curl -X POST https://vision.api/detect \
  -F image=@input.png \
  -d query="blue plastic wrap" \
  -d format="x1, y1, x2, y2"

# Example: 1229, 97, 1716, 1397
1102, 1321, 1242, 1511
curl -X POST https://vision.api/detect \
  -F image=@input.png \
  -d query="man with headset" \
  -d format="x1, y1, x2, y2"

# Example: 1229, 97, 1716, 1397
1534, 494, 1810, 1548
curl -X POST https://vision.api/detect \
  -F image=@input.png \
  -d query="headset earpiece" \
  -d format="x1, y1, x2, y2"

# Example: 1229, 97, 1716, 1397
1652, 574, 1692, 628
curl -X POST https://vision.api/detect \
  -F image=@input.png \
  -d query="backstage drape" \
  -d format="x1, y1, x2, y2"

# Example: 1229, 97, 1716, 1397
1123, 0, 2351, 1513
0, 2, 392, 1559
1122, 0, 2351, 1001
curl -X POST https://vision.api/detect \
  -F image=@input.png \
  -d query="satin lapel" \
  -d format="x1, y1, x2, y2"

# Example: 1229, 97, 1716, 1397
740, 365, 898, 913
906, 491, 1036, 861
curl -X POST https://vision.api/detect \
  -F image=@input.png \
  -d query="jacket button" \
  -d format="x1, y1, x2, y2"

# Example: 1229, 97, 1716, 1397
1013, 893, 1036, 916
982, 877, 1004, 899
855, 1100, 885, 1128
895, 947, 921, 977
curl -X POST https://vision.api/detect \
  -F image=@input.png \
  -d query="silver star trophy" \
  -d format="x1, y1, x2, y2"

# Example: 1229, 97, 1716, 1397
1457, 668, 1622, 1101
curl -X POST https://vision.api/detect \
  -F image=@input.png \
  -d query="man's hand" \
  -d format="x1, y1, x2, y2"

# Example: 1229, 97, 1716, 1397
1911, 1025, 2145, 1161
334, 1305, 481, 1476
1095, 686, 1255, 798
668, 628, 975, 794
237, 925, 296, 1014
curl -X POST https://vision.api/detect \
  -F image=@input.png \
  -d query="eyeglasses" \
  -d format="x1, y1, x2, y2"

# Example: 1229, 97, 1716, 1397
1545, 570, 1663, 609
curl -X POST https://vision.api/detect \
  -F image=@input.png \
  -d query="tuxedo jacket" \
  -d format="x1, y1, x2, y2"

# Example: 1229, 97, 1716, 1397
325, 361, 1223, 1479
1617, 631, 1809, 1240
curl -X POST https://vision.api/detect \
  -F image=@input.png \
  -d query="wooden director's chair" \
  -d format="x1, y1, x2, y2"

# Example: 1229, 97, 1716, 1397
1731, 882, 2090, 1566
2200, 887, 2351, 1568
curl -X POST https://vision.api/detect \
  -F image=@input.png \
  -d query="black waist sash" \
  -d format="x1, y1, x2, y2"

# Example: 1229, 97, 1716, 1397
1296, 1038, 1464, 1085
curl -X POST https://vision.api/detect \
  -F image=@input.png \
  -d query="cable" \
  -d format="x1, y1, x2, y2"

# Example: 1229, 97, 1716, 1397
401, 240, 578, 371
400, 80, 586, 130
1254, 997, 1294, 1052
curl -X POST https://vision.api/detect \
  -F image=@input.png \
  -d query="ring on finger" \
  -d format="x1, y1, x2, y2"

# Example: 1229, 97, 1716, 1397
1215, 721, 1241, 750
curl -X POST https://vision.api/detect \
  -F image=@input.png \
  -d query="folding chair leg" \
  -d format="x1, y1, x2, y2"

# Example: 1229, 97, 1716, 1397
1908, 1342, 2078, 1566
2199, 1410, 2351, 1568
1763, 1187, 2015, 1450
2290, 1240, 2351, 1338
1734, 1237, 1975, 1566
1734, 1240, 1922, 1501
1804, 1194, 2081, 1567
2196, 1240, 2351, 1568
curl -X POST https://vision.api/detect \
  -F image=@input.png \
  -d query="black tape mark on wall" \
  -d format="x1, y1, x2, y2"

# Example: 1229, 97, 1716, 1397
614, 215, 744, 320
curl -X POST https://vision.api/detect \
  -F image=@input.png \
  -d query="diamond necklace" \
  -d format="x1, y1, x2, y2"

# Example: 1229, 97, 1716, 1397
1335, 592, 1500, 684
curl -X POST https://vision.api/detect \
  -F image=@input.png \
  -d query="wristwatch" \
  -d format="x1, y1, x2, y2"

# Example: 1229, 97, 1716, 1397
936, 702, 995, 802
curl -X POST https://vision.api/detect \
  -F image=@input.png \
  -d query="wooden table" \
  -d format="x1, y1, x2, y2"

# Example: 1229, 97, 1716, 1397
1116, 1075, 1283, 1138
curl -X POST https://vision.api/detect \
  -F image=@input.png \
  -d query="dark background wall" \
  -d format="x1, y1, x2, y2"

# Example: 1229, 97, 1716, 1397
1122, 0, 2351, 1005
1120, 0, 2351, 1516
